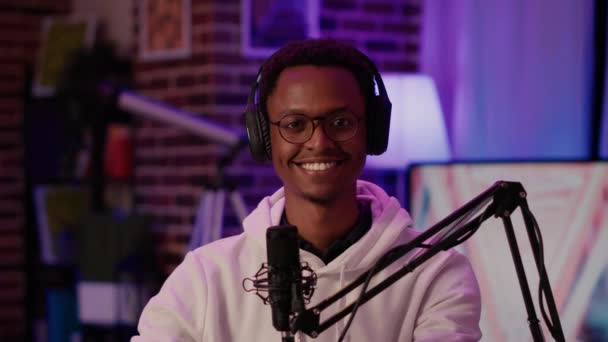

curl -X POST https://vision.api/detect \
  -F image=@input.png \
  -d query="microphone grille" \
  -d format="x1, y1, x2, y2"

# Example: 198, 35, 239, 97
266, 225, 299, 268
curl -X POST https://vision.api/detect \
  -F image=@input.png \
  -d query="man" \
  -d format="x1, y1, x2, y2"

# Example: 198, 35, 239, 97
133, 39, 481, 341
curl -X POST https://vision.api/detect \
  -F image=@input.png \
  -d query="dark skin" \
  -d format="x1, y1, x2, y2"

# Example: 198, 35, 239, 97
266, 65, 368, 253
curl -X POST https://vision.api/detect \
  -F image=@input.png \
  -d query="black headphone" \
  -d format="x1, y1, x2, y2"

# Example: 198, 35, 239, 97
244, 54, 392, 162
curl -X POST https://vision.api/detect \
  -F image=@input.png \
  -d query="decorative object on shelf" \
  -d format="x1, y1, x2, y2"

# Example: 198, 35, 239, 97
33, 185, 89, 265
32, 15, 97, 97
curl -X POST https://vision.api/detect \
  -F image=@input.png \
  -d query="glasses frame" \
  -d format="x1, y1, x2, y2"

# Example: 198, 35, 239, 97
269, 112, 363, 144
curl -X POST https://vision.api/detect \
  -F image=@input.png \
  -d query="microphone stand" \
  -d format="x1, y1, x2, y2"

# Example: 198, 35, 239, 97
292, 181, 565, 342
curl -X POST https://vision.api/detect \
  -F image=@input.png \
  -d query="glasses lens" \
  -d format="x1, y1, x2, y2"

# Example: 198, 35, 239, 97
277, 113, 359, 143
323, 113, 359, 141
278, 114, 312, 143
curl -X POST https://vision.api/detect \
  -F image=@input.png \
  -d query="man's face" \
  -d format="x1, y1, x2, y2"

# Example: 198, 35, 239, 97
266, 65, 367, 204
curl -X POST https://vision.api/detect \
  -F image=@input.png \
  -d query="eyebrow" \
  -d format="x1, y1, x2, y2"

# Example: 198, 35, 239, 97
280, 106, 352, 118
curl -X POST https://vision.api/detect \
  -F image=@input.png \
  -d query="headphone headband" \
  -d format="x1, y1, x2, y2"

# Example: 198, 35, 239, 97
244, 51, 392, 162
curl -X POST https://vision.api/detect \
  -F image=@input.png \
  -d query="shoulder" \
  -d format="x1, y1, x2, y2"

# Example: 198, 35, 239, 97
388, 227, 480, 305
148, 232, 264, 310
393, 230, 482, 340
188, 232, 263, 269
191, 232, 249, 256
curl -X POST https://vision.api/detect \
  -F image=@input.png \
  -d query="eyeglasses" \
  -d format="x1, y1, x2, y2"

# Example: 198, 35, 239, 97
269, 112, 363, 144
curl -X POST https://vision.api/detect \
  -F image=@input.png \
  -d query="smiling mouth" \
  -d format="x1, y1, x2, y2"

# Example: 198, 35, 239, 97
297, 161, 339, 171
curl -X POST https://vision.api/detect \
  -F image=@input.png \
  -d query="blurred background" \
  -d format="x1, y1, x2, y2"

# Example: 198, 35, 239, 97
0, 0, 606, 341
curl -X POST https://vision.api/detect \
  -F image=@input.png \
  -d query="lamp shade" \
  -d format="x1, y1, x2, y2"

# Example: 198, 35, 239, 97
366, 74, 451, 169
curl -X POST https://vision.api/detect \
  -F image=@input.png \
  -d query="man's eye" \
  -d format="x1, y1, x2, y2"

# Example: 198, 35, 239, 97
332, 117, 352, 127
283, 119, 307, 130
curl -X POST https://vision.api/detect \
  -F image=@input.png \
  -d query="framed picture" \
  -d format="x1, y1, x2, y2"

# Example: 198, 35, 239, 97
139, 0, 192, 61
32, 16, 96, 97
241, 0, 320, 57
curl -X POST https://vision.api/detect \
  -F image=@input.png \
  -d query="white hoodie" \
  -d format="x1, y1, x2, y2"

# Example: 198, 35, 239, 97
133, 180, 481, 341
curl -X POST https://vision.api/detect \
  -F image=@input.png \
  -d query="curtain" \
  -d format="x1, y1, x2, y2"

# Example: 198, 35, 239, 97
421, 0, 595, 160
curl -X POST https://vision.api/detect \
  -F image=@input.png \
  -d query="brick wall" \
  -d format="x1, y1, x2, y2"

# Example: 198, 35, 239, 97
0, 1, 70, 339
132, 0, 422, 276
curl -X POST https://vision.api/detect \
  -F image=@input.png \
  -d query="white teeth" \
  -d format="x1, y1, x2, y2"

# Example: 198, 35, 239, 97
300, 162, 337, 171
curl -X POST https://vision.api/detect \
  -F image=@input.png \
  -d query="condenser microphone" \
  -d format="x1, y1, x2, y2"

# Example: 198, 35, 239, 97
266, 225, 304, 342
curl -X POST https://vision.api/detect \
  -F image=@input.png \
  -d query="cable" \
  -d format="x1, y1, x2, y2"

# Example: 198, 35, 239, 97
522, 202, 566, 341
337, 254, 379, 342
525, 205, 560, 338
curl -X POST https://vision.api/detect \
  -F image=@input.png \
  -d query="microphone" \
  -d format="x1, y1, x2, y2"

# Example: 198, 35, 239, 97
266, 225, 304, 341
242, 225, 317, 341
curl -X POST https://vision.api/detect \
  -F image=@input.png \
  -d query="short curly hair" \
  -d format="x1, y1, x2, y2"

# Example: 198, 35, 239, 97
255, 39, 377, 116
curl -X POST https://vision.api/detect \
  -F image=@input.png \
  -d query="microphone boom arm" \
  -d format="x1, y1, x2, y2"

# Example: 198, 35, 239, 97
293, 181, 566, 342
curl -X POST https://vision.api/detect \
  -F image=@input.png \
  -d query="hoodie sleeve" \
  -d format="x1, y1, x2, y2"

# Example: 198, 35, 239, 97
131, 252, 207, 342
411, 251, 482, 342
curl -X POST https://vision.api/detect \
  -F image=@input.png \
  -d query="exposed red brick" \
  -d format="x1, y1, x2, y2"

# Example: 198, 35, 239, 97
342, 19, 377, 32
381, 60, 419, 72
0, 321, 24, 339
382, 22, 420, 34
324, 0, 358, 11
134, 155, 170, 167
211, 73, 234, 86
186, 94, 211, 106
214, 91, 246, 106
204, 113, 240, 127
155, 214, 184, 226
135, 174, 159, 186
365, 39, 398, 52
0, 306, 24, 321
175, 194, 196, 207
135, 60, 183, 73
208, 11, 239, 25
196, 30, 235, 45
362, 2, 395, 14
187, 54, 210, 66
0, 270, 22, 286
165, 96, 188, 108
239, 73, 257, 87
0, 250, 23, 266
161, 134, 207, 147
0, 100, 19, 112
162, 175, 190, 186
191, 13, 214, 25
0, 286, 25, 303
175, 75, 197, 88
135, 135, 157, 147
0, 0, 70, 13
173, 154, 210, 167
136, 193, 171, 206
0, 142, 18, 150
209, 52, 244, 65
402, 42, 419, 53
403, 3, 422, 16
136, 78, 169, 90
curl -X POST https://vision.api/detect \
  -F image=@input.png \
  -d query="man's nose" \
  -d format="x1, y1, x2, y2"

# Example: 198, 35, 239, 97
304, 122, 334, 149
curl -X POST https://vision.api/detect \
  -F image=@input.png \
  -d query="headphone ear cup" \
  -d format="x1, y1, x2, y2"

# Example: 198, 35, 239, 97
365, 98, 378, 154
375, 95, 392, 154
257, 108, 272, 160
366, 94, 392, 155
245, 107, 271, 162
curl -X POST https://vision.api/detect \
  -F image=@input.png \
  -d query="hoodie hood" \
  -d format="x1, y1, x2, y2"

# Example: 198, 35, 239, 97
242, 180, 413, 275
